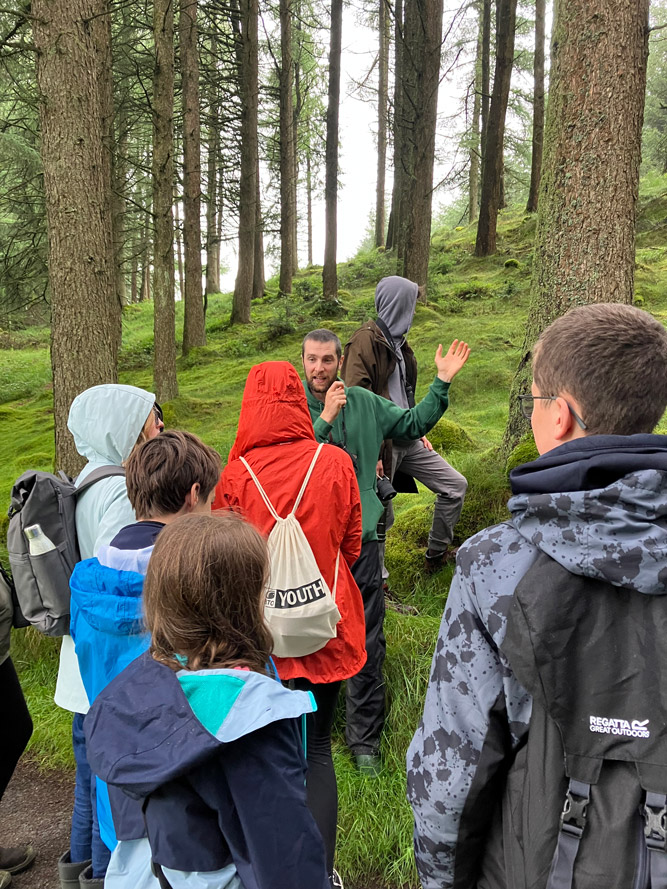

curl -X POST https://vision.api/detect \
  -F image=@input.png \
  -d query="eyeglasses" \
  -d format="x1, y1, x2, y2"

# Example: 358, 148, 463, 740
518, 394, 588, 431
153, 402, 164, 428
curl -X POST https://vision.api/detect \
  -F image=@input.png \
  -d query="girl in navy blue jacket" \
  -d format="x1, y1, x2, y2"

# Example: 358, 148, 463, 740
85, 512, 329, 889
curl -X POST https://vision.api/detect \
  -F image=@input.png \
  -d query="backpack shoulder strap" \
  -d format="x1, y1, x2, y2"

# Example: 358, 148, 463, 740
239, 457, 281, 522
291, 443, 324, 516
75, 465, 126, 496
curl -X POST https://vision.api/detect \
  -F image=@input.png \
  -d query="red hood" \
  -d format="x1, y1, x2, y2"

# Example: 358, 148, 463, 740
228, 362, 315, 461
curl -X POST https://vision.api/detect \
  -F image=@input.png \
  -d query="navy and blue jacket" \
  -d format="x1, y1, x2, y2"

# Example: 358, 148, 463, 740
85, 651, 328, 889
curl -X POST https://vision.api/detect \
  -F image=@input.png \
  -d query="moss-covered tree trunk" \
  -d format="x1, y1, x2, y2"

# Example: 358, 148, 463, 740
503, 0, 650, 453
33, 0, 118, 474
279, 0, 296, 296
323, 0, 342, 300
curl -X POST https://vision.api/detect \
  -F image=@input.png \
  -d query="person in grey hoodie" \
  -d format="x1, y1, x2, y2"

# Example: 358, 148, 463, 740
56, 384, 162, 889
407, 303, 667, 889
342, 276, 468, 576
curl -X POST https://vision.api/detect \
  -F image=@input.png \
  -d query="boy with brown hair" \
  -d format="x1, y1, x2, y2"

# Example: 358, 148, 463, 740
63, 431, 220, 889
408, 304, 667, 889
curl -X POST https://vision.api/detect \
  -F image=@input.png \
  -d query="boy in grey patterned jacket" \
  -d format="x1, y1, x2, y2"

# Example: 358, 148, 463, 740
407, 303, 667, 888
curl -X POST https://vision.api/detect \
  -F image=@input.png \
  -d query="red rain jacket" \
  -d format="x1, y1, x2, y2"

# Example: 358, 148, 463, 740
214, 361, 366, 684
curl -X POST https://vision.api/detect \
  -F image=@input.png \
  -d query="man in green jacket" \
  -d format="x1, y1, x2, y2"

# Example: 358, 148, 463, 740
301, 328, 470, 775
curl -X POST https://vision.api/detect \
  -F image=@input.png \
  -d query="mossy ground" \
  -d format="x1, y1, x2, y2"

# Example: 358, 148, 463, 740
4, 175, 667, 887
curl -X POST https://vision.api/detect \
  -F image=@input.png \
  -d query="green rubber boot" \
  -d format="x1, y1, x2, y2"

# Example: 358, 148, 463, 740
79, 863, 105, 888
58, 851, 91, 889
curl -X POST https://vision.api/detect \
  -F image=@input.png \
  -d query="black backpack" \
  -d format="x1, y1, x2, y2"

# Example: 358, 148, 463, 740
483, 553, 667, 889
6, 466, 126, 636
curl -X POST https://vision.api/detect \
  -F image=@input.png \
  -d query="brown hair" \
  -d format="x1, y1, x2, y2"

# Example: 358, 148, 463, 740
302, 329, 342, 361
144, 513, 273, 672
126, 430, 221, 519
532, 303, 667, 436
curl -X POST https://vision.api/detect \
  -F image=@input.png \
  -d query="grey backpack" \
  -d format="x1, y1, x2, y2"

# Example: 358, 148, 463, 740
7, 466, 126, 636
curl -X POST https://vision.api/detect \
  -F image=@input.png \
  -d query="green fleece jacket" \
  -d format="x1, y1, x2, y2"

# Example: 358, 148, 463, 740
304, 377, 450, 543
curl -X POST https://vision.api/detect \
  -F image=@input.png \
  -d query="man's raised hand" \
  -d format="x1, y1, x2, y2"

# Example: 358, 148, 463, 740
321, 380, 347, 424
434, 340, 471, 383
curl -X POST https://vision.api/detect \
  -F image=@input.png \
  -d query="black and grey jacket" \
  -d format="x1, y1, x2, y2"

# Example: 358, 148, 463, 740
407, 434, 667, 889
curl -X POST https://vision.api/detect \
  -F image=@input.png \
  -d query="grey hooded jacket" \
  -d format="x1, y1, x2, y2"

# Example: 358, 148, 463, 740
407, 434, 667, 889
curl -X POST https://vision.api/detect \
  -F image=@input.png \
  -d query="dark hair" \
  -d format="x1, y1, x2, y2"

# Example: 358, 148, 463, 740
533, 303, 667, 435
125, 430, 221, 519
144, 513, 273, 673
302, 328, 342, 361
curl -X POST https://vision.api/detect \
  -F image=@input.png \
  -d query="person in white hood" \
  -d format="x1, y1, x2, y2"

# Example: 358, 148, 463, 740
56, 384, 163, 889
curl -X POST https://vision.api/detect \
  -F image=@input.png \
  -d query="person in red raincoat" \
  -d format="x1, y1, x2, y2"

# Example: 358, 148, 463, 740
214, 361, 365, 887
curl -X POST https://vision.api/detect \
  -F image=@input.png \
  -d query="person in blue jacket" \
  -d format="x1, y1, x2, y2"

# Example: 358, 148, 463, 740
69, 430, 221, 873
58, 383, 163, 889
85, 512, 329, 889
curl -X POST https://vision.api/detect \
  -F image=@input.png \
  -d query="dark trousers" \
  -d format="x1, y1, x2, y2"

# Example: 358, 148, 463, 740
345, 540, 385, 755
0, 656, 32, 801
291, 679, 342, 877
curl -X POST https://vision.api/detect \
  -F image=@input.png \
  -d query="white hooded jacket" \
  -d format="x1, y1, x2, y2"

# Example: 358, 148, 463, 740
54, 384, 155, 714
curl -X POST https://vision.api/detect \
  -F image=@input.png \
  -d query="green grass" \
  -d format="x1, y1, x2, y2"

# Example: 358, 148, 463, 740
4, 174, 667, 887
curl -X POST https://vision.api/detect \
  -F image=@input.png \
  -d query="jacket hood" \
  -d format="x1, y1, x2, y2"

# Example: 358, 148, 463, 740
228, 362, 315, 461
70, 557, 146, 637
68, 384, 155, 465
86, 651, 315, 797
508, 435, 667, 594
375, 276, 419, 341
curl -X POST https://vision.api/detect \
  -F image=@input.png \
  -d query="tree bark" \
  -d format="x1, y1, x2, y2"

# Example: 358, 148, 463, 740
480, 0, 491, 170
322, 0, 342, 300
180, 0, 206, 353
253, 163, 265, 300
526, 0, 546, 213
503, 0, 650, 452
279, 0, 296, 295
400, 0, 444, 289
386, 0, 404, 252
306, 151, 313, 266
468, 1, 483, 223
153, 0, 179, 399
474, 0, 517, 257
231, 0, 258, 324
33, 0, 118, 474
205, 33, 221, 297
375, 0, 389, 247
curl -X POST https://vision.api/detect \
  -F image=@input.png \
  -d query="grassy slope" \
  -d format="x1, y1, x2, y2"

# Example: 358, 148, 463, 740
3, 174, 667, 887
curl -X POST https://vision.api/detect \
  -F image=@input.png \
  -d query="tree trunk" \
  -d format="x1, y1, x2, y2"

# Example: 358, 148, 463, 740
231, 0, 259, 324
480, 0, 491, 170
253, 163, 265, 300
469, 0, 484, 223
205, 35, 221, 297
375, 0, 389, 247
474, 0, 517, 257
526, 0, 545, 213
322, 0, 342, 300
400, 0, 444, 289
152, 0, 179, 399
175, 196, 185, 301
306, 152, 313, 266
279, 0, 296, 296
386, 0, 404, 253
503, 0, 650, 452
33, 0, 118, 474
180, 0, 206, 354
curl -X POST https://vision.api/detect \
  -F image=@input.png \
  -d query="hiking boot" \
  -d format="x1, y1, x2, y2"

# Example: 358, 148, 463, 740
0, 871, 10, 889
331, 867, 344, 888
424, 546, 459, 574
79, 864, 105, 888
58, 851, 91, 889
0, 845, 35, 875
354, 753, 382, 778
